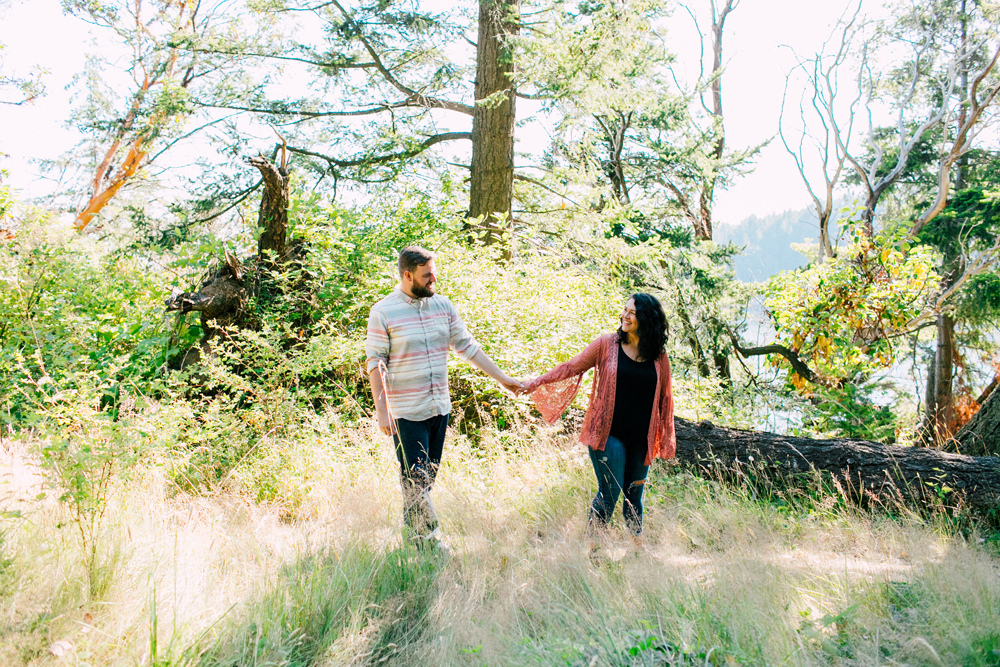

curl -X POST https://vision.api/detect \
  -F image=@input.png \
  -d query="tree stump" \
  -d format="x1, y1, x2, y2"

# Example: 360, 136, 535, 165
164, 154, 296, 365
950, 387, 1000, 457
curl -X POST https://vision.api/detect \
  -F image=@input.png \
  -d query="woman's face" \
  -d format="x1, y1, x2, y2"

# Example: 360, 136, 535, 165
621, 298, 639, 336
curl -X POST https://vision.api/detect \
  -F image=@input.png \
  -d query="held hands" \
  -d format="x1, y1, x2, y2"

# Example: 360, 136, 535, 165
500, 376, 532, 396
500, 376, 524, 395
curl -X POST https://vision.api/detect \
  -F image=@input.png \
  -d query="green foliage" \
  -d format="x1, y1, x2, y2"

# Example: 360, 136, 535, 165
518, 0, 759, 241
765, 218, 940, 390
0, 170, 14, 221
440, 241, 622, 418
0, 219, 190, 425
0, 43, 46, 105
24, 371, 143, 600
799, 382, 900, 443
288, 190, 455, 331
922, 183, 1000, 329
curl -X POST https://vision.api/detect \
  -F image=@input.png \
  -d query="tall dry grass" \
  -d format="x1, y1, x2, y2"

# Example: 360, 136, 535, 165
1, 413, 998, 666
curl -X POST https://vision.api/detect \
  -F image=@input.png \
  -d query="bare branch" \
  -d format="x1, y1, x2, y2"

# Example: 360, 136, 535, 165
513, 173, 582, 208
911, 41, 1000, 237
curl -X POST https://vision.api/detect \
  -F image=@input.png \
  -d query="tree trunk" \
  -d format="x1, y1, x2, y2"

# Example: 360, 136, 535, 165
467, 0, 519, 247
948, 379, 1000, 457
932, 311, 956, 441
818, 207, 834, 263
693, 0, 737, 242
921, 352, 936, 436
250, 153, 291, 263
596, 111, 632, 206
923, 248, 963, 444
165, 155, 294, 345
861, 190, 878, 238
674, 417, 1000, 511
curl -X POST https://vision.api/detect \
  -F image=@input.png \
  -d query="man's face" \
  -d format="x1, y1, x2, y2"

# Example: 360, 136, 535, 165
407, 259, 437, 298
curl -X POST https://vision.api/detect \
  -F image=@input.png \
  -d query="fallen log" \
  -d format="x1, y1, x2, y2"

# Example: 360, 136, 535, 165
673, 417, 1000, 511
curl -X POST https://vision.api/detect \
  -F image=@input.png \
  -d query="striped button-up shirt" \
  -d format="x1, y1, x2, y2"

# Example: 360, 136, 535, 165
366, 287, 481, 421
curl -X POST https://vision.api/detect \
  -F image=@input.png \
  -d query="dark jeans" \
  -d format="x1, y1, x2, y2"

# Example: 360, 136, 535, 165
588, 435, 650, 535
392, 414, 449, 540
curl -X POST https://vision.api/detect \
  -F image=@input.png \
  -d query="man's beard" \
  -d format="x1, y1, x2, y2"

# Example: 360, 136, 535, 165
411, 282, 435, 298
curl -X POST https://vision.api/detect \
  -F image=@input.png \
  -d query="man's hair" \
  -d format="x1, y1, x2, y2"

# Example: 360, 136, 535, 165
398, 246, 436, 276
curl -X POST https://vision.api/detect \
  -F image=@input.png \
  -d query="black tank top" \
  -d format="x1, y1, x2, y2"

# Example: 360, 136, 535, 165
608, 343, 658, 453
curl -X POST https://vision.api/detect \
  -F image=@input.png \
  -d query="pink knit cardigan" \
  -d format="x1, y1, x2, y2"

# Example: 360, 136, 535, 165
524, 333, 676, 465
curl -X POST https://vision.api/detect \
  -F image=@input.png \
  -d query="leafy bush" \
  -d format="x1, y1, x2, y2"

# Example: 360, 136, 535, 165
0, 218, 192, 425
765, 220, 939, 390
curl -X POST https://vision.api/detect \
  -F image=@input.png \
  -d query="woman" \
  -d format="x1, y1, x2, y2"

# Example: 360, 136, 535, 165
521, 293, 675, 538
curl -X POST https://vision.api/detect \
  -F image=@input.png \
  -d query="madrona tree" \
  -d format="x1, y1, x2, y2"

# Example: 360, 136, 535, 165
61, 0, 250, 232
754, 0, 1000, 444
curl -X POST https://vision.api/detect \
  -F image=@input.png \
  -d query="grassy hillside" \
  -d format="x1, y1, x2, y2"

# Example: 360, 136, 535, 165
2, 416, 999, 666
1, 205, 997, 666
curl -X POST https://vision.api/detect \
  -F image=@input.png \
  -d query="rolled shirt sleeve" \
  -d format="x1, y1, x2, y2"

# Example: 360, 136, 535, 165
365, 307, 391, 374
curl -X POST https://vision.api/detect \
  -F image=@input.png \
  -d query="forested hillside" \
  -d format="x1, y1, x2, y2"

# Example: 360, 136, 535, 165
717, 206, 844, 282
1, 0, 1000, 665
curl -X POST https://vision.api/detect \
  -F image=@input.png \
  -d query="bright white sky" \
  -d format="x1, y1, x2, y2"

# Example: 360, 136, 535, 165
0, 0, 889, 225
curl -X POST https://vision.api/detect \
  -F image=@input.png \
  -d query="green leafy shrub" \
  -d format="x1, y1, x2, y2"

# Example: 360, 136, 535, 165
23, 370, 144, 599
0, 219, 191, 425
765, 220, 939, 392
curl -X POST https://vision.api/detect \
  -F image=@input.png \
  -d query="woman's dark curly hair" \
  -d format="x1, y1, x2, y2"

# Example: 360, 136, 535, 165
617, 293, 669, 362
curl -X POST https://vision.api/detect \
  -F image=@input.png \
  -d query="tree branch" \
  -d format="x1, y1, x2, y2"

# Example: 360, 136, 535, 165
286, 131, 472, 168
185, 46, 377, 70
911, 41, 1000, 237
191, 99, 419, 118
327, 0, 475, 116
727, 328, 843, 388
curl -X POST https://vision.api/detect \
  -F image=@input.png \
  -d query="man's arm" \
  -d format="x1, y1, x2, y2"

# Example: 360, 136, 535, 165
445, 298, 522, 393
468, 349, 523, 394
365, 306, 393, 436
368, 367, 393, 436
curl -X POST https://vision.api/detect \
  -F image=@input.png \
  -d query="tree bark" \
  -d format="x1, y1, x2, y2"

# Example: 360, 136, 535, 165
923, 249, 963, 444
931, 311, 957, 441
250, 152, 291, 263
949, 379, 1000, 457
467, 0, 519, 246
674, 417, 1000, 511
818, 207, 834, 263
165, 155, 294, 349
595, 111, 632, 206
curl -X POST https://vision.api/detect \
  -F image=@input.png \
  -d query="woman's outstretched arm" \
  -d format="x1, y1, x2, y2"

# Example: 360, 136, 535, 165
523, 335, 606, 393
521, 335, 608, 423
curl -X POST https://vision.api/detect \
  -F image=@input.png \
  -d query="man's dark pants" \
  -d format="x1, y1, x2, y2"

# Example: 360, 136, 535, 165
392, 414, 449, 540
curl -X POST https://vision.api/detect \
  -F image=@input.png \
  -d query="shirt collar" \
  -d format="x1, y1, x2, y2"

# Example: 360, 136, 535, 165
394, 285, 426, 306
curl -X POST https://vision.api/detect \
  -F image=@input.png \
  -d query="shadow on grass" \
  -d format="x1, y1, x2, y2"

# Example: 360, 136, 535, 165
197, 541, 442, 667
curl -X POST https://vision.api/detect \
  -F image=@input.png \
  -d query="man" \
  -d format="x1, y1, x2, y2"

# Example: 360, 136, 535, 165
366, 246, 521, 547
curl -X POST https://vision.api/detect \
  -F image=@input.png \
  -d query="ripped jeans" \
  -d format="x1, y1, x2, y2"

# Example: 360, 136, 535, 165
588, 435, 650, 535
